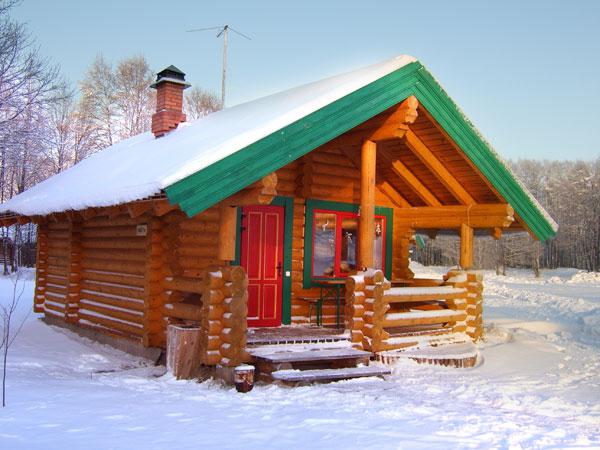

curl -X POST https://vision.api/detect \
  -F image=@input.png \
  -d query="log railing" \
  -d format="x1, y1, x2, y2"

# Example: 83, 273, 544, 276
346, 269, 484, 353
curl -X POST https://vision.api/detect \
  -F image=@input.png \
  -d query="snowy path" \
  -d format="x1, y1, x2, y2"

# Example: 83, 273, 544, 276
1, 267, 599, 449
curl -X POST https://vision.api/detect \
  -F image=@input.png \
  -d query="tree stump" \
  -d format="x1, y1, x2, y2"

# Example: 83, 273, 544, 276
234, 365, 255, 393
167, 324, 201, 379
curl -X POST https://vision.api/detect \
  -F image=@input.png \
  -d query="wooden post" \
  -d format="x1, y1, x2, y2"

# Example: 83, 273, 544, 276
143, 217, 168, 348
218, 204, 237, 261
396, 228, 415, 279
33, 223, 49, 313
460, 223, 474, 269
359, 140, 376, 269
65, 220, 82, 323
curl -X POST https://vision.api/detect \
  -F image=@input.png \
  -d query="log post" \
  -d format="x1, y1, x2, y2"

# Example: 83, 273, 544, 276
465, 272, 484, 341
460, 223, 474, 269
143, 217, 168, 347
34, 223, 49, 313
219, 266, 249, 367
345, 276, 366, 350
218, 205, 237, 261
396, 228, 415, 280
65, 220, 82, 323
359, 140, 376, 269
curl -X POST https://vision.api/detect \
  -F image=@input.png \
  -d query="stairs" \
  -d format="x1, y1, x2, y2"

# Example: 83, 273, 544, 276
250, 345, 390, 385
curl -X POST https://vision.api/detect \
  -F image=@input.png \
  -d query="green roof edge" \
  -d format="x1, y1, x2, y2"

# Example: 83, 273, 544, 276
166, 61, 557, 242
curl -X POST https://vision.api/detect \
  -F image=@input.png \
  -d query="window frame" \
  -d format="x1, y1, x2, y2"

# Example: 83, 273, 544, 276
303, 199, 393, 288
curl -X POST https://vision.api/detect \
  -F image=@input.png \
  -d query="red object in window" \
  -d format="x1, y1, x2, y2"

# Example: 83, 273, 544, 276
311, 209, 386, 279
240, 205, 284, 327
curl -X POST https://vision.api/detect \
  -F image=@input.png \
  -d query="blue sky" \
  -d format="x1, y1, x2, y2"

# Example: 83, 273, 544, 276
13, 0, 600, 161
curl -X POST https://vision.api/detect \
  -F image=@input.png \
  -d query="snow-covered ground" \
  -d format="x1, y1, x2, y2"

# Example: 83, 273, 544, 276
1, 266, 599, 449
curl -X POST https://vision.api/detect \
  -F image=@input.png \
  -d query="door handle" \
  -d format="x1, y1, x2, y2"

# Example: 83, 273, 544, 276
276, 262, 282, 277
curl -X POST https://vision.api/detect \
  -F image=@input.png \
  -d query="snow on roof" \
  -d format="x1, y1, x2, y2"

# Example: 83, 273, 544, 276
0, 55, 417, 216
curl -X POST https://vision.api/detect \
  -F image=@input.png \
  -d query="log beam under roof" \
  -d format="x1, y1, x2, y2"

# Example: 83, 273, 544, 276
403, 129, 476, 205
379, 147, 442, 207
394, 204, 515, 229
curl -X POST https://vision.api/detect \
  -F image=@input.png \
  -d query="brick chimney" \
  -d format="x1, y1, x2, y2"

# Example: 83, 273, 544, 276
150, 65, 191, 137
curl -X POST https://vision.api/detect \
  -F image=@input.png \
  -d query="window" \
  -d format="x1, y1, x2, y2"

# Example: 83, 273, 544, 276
309, 205, 389, 280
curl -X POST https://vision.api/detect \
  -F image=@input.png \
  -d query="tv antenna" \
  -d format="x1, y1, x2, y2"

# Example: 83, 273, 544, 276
186, 25, 251, 106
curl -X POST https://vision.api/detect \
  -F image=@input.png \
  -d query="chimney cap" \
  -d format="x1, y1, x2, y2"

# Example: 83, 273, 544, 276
150, 65, 191, 89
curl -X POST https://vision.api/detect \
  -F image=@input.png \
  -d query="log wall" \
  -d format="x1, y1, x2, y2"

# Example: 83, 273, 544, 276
34, 144, 420, 343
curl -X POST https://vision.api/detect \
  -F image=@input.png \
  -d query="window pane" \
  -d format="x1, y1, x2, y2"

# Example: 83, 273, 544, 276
373, 217, 384, 270
340, 216, 358, 274
313, 212, 336, 277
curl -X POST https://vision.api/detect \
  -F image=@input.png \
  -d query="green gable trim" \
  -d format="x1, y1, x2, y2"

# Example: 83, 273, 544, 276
302, 199, 393, 289
165, 61, 422, 214
165, 61, 556, 242
233, 196, 294, 325
410, 69, 556, 242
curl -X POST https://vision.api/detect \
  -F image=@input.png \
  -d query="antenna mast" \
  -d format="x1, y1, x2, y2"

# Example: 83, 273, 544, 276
187, 25, 251, 106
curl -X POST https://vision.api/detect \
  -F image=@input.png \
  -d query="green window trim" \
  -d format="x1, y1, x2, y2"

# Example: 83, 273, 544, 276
303, 199, 393, 289
234, 196, 293, 325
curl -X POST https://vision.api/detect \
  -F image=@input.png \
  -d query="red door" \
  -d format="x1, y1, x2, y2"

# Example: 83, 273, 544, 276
240, 205, 284, 327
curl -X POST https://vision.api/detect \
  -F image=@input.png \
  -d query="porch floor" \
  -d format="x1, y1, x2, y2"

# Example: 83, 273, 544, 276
247, 326, 349, 346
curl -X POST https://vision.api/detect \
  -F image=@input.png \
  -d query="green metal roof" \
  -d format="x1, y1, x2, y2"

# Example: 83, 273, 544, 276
166, 61, 557, 242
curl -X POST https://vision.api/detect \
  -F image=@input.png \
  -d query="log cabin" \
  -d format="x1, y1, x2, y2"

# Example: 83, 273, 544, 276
0, 57, 557, 380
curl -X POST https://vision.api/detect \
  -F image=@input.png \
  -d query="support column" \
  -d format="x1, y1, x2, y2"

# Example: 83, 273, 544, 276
65, 220, 82, 323
359, 140, 376, 269
218, 204, 238, 261
460, 223, 474, 269
396, 228, 415, 279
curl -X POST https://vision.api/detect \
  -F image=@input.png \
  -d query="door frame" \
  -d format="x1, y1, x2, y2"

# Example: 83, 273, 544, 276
234, 196, 294, 325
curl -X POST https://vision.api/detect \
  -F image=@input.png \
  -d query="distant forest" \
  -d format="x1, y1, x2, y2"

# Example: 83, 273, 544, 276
414, 158, 600, 273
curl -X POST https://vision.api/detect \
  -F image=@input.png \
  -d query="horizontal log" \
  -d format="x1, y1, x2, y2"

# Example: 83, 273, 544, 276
394, 204, 515, 229
79, 299, 144, 324
164, 276, 204, 294
79, 289, 145, 312
83, 215, 145, 228
82, 227, 144, 239
81, 258, 146, 276
83, 249, 147, 263
178, 247, 218, 258
82, 270, 145, 287
383, 289, 467, 304
81, 281, 144, 300
162, 302, 203, 321
383, 310, 466, 328
81, 238, 147, 250
78, 311, 144, 337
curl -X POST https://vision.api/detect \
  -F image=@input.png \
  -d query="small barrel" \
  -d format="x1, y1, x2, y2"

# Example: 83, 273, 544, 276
234, 365, 255, 393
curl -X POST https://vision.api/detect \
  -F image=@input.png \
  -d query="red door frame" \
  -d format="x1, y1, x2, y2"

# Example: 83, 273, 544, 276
240, 205, 284, 327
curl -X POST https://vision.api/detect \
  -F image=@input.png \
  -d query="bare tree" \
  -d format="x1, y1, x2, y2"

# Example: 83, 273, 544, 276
1, 269, 28, 407
114, 55, 154, 138
184, 86, 222, 121
79, 55, 116, 149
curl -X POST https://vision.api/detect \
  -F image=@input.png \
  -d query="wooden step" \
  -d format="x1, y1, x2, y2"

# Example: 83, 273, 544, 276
252, 347, 372, 364
384, 331, 467, 350
271, 365, 391, 383
383, 309, 466, 328
376, 342, 479, 368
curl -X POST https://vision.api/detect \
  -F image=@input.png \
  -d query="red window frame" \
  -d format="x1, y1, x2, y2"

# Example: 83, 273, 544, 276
310, 208, 387, 279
